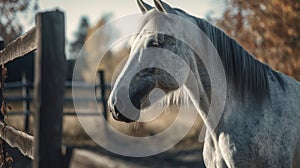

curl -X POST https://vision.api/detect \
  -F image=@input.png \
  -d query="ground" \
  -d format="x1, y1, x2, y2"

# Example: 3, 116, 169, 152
69, 141, 205, 168
68, 105, 206, 168
6, 95, 206, 168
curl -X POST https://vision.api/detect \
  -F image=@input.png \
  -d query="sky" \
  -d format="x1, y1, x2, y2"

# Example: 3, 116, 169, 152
38, 0, 225, 41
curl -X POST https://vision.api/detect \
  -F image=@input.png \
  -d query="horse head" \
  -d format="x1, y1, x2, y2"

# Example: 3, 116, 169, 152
108, 0, 200, 122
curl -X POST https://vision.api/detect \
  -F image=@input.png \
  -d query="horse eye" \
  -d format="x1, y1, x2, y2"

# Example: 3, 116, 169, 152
146, 39, 161, 48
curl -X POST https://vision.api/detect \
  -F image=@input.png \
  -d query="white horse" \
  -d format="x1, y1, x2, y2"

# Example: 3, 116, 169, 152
108, 0, 300, 167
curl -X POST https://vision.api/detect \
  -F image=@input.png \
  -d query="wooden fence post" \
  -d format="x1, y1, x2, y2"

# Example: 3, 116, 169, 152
0, 39, 3, 50
98, 71, 108, 120
22, 73, 30, 132
33, 10, 66, 168
0, 39, 4, 121
0, 36, 7, 167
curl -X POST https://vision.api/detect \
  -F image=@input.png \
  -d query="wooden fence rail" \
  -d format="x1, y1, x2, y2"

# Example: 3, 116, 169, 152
0, 37, 34, 160
0, 28, 36, 65
0, 122, 34, 159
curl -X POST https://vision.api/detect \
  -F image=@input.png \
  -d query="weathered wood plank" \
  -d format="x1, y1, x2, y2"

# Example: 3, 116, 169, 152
0, 39, 34, 160
0, 28, 36, 65
0, 121, 34, 159
33, 10, 66, 168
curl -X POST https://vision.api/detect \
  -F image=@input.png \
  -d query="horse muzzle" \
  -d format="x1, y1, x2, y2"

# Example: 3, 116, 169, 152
108, 75, 156, 123
110, 105, 135, 123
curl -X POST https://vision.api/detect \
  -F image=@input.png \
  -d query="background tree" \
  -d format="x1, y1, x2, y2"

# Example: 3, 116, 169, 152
69, 16, 90, 59
71, 14, 119, 82
85, 13, 123, 83
0, 0, 38, 45
216, 0, 300, 81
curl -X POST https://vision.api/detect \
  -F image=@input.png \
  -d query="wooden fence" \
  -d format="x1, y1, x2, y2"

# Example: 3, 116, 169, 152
5, 71, 109, 132
0, 10, 65, 168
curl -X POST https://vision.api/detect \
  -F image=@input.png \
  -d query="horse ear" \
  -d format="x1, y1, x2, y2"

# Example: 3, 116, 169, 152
137, 0, 153, 14
154, 0, 176, 14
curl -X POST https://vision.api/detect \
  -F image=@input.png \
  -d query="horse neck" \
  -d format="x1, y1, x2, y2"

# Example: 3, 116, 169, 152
198, 19, 273, 102
185, 53, 211, 117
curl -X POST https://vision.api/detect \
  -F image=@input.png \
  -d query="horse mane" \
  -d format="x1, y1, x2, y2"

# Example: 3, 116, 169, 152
175, 9, 285, 100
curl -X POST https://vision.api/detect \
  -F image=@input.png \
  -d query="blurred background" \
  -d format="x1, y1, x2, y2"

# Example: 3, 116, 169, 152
0, 0, 299, 167
1, 0, 299, 80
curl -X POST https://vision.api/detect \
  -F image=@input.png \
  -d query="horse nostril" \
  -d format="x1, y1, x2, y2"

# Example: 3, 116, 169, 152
113, 107, 120, 118
112, 110, 119, 121
112, 106, 134, 123
109, 89, 139, 123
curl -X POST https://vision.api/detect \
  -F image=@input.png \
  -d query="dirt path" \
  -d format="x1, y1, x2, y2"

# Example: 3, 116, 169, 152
70, 144, 206, 168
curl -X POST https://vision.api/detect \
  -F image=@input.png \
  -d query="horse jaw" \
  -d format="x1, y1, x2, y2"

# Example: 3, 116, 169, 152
129, 75, 156, 110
